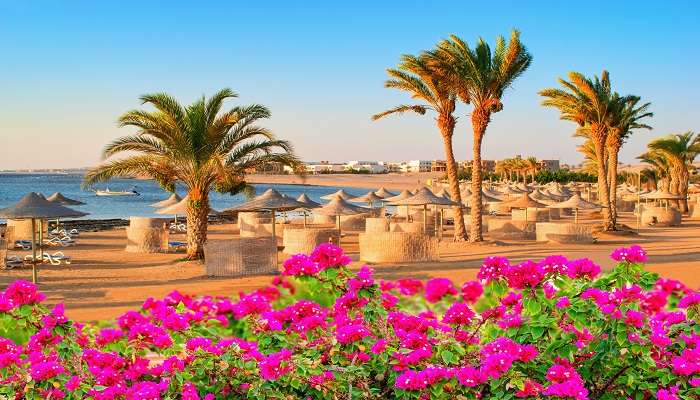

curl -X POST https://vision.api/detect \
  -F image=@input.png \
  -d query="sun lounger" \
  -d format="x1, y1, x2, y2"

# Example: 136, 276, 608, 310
50, 228, 80, 237
15, 240, 32, 250
45, 236, 76, 247
43, 251, 71, 265
1, 248, 23, 270
168, 241, 187, 252
169, 223, 187, 233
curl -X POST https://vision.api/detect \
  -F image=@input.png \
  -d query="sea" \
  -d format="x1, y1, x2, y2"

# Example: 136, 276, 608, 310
0, 173, 372, 221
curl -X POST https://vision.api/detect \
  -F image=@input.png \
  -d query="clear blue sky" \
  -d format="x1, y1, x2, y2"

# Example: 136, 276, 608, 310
1, 1, 698, 169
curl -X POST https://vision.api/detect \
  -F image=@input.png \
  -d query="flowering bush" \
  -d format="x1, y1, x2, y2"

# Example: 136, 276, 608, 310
0, 243, 699, 399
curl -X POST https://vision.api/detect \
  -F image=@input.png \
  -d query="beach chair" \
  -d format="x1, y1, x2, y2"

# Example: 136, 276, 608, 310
42, 251, 71, 265
169, 222, 187, 233
45, 236, 75, 247
15, 240, 32, 250
1, 240, 23, 270
168, 241, 187, 252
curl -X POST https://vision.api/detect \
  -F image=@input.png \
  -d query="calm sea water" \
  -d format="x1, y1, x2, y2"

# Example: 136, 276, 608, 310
0, 173, 371, 221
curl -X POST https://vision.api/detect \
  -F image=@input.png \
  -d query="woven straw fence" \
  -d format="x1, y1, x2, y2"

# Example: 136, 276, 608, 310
125, 217, 169, 253
204, 237, 277, 277
390, 221, 436, 236
7, 219, 47, 241
535, 222, 594, 243
487, 218, 536, 240
282, 227, 340, 255
365, 218, 389, 233
359, 232, 438, 263
3, 226, 15, 249
641, 206, 682, 227
511, 208, 551, 222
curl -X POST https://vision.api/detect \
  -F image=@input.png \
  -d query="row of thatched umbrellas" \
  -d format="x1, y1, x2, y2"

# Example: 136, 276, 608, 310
0, 192, 87, 283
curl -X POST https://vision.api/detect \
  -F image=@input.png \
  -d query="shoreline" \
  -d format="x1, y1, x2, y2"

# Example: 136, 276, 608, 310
246, 172, 446, 191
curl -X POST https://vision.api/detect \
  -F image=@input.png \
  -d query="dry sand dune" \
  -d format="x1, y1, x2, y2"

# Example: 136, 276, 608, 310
1, 211, 699, 323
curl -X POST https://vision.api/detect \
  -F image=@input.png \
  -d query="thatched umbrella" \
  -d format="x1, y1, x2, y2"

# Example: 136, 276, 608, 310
641, 189, 686, 210
547, 194, 601, 224
320, 189, 353, 201
224, 189, 303, 239
350, 191, 383, 208
388, 187, 458, 235
502, 194, 547, 221
46, 192, 85, 206
296, 193, 321, 227
314, 197, 368, 246
46, 192, 86, 231
156, 195, 220, 229
150, 193, 181, 208
483, 187, 503, 199
434, 188, 452, 200
0, 193, 87, 283
530, 189, 555, 202
383, 189, 414, 220
374, 187, 397, 199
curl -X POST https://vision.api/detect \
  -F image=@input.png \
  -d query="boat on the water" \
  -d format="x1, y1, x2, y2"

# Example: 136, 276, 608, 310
95, 188, 140, 196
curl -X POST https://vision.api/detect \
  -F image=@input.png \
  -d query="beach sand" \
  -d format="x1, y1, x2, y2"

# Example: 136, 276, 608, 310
1, 211, 699, 323
247, 172, 446, 191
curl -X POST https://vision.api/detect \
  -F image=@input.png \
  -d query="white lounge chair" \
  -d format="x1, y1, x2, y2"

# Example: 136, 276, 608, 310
169, 223, 187, 233
168, 241, 187, 252
14, 240, 32, 250
45, 236, 75, 247
50, 228, 80, 237
42, 251, 71, 265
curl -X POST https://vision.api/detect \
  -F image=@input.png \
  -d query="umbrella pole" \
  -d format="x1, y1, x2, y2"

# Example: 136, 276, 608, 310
303, 212, 307, 228
440, 209, 444, 242
575, 208, 578, 224
31, 219, 38, 284
271, 210, 278, 266
336, 215, 341, 247
423, 204, 427, 235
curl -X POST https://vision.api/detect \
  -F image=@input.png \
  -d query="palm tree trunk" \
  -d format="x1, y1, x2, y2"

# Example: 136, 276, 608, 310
439, 116, 467, 241
676, 164, 689, 212
470, 110, 488, 242
186, 191, 210, 260
607, 143, 620, 222
592, 131, 614, 230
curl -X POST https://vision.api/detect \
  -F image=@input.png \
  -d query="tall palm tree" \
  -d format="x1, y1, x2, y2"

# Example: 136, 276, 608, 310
540, 71, 618, 230
606, 96, 652, 218
83, 89, 299, 259
435, 30, 532, 241
647, 132, 700, 212
372, 52, 468, 241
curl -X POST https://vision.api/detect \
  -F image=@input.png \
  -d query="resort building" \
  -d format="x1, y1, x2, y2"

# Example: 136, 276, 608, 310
401, 160, 432, 173
539, 159, 561, 171
431, 160, 447, 172
299, 161, 346, 174
345, 161, 388, 174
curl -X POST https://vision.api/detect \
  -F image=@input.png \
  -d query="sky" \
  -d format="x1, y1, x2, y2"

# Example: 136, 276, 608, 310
0, 1, 698, 169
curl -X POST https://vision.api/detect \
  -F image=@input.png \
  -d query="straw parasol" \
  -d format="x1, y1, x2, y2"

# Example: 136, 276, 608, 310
320, 189, 353, 201
388, 187, 458, 234
0, 192, 88, 283
156, 195, 220, 216
547, 194, 601, 223
502, 194, 547, 221
46, 192, 85, 206
640, 189, 686, 211
374, 187, 397, 199
314, 197, 368, 246
150, 193, 181, 208
296, 193, 321, 227
530, 189, 555, 202
350, 191, 383, 208
434, 188, 452, 200
225, 189, 303, 238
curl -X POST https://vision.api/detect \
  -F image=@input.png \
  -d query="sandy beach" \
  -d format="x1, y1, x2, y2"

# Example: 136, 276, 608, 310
247, 172, 446, 191
2, 210, 698, 323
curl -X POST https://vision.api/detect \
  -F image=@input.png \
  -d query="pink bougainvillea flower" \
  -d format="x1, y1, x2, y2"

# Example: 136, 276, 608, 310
477, 256, 510, 283
424, 278, 457, 303
310, 243, 351, 270
610, 245, 647, 263
461, 280, 483, 303
442, 302, 475, 325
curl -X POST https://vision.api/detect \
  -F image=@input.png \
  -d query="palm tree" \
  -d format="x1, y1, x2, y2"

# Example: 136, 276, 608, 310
435, 30, 532, 241
647, 132, 700, 212
540, 71, 618, 230
524, 156, 541, 183
83, 89, 299, 259
638, 150, 672, 191
606, 96, 652, 218
577, 139, 600, 176
372, 52, 468, 241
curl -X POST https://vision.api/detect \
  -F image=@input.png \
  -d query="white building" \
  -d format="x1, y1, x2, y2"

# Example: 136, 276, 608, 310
401, 160, 432, 173
292, 161, 346, 174
345, 161, 388, 174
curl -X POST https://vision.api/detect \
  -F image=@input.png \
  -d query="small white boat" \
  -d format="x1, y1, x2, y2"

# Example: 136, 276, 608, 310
95, 188, 139, 197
